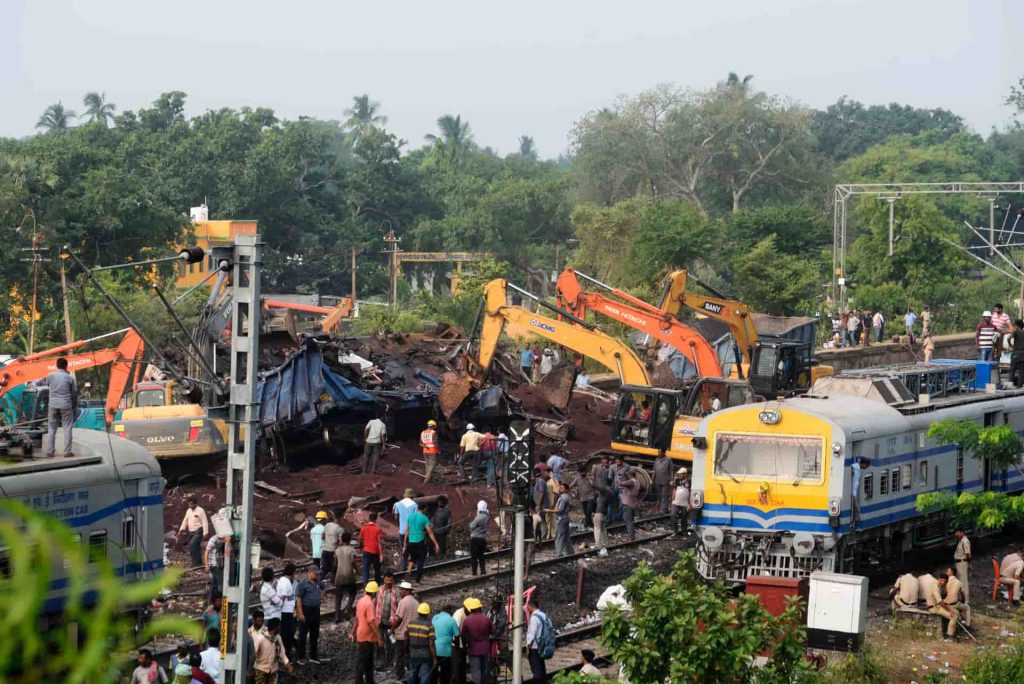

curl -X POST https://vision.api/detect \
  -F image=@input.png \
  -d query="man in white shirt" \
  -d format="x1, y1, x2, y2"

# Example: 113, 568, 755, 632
579, 649, 601, 677
178, 496, 210, 568
277, 563, 297, 657
200, 628, 223, 684
525, 597, 549, 683
363, 413, 387, 474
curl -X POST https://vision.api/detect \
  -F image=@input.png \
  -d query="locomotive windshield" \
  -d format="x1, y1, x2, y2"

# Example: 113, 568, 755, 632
714, 433, 822, 482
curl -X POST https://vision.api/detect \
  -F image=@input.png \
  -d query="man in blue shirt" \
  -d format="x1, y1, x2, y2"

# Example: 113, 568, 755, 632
39, 357, 78, 457
432, 604, 460, 684
520, 347, 535, 379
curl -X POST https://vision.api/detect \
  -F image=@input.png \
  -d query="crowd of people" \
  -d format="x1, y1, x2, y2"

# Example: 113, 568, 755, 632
829, 305, 933, 349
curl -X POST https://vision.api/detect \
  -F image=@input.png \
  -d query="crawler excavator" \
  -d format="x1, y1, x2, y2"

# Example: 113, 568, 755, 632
455, 279, 752, 463
656, 270, 832, 397
0, 329, 145, 454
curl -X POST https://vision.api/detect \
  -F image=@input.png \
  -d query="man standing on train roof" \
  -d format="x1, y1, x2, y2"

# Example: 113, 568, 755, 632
953, 527, 972, 602
37, 356, 78, 458
420, 419, 441, 484
991, 303, 1011, 333
976, 312, 997, 361
179, 495, 210, 568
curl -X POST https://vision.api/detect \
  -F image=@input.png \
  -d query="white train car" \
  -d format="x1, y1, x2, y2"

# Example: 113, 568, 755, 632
0, 429, 165, 620
689, 363, 1024, 583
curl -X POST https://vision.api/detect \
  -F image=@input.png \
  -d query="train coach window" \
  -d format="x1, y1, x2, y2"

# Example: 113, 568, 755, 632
880, 470, 889, 496
901, 464, 912, 490
714, 433, 822, 481
122, 517, 136, 551
88, 531, 107, 564
863, 473, 874, 500
0, 548, 8, 578
891, 468, 901, 492
919, 461, 928, 486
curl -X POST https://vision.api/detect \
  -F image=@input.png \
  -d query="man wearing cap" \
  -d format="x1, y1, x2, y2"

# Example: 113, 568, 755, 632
672, 468, 690, 535
976, 311, 997, 361
392, 581, 420, 679
353, 581, 384, 684
432, 604, 459, 684
459, 423, 484, 482
420, 419, 441, 484
363, 412, 387, 474
407, 602, 437, 684
460, 597, 493, 684
310, 512, 327, 568
295, 566, 323, 664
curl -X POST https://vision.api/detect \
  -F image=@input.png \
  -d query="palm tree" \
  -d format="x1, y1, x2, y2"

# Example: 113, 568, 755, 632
425, 114, 473, 164
36, 101, 77, 132
82, 92, 116, 126
517, 135, 538, 161
344, 94, 387, 139
724, 72, 754, 95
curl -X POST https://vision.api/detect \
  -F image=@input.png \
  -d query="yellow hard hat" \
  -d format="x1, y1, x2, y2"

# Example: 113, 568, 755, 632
464, 597, 482, 611
427, 419, 437, 427
316, 511, 328, 520
365, 581, 380, 593
418, 602, 431, 615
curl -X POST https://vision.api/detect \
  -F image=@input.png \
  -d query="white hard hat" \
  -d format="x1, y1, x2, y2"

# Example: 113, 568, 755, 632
983, 311, 993, 317
466, 423, 475, 431
676, 467, 689, 475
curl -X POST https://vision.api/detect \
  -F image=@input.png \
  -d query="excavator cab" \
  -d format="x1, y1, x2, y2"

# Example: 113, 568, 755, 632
748, 340, 824, 397
612, 379, 756, 460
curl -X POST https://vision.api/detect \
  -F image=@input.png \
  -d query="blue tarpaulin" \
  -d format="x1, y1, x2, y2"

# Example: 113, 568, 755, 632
255, 347, 375, 430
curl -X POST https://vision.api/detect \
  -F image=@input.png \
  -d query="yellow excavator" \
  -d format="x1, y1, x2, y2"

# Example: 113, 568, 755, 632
458, 279, 752, 463
657, 270, 832, 397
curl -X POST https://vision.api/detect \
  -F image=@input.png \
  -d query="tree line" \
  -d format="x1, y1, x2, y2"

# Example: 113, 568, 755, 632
3, 74, 1024, 351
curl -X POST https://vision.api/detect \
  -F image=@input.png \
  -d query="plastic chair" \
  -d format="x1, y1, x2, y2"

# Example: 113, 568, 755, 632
992, 557, 1015, 602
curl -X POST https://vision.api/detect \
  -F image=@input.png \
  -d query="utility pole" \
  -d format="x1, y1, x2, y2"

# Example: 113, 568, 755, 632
383, 228, 401, 306
59, 258, 74, 346
990, 197, 998, 257
505, 420, 534, 684
219, 235, 263, 684
19, 231, 50, 354
351, 248, 358, 315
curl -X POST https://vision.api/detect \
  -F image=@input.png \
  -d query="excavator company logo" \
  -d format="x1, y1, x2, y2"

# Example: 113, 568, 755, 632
702, 302, 724, 315
603, 305, 647, 327
529, 319, 557, 333
144, 435, 176, 444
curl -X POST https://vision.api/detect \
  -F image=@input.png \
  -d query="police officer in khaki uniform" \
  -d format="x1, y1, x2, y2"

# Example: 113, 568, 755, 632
889, 572, 919, 612
953, 527, 971, 601
944, 566, 971, 628
925, 573, 958, 639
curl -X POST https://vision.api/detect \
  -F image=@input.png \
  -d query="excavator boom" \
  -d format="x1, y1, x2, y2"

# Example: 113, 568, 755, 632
473, 279, 651, 386
658, 270, 758, 368
556, 268, 723, 377
0, 329, 145, 425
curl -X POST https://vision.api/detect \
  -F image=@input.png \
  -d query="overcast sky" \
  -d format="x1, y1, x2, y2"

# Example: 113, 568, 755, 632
2, 0, 1022, 158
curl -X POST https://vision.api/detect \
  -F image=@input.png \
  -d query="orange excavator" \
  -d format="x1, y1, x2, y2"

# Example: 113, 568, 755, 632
0, 328, 145, 426
262, 297, 354, 335
555, 268, 725, 378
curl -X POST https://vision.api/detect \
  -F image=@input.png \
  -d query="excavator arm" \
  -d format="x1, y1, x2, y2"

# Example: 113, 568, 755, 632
472, 279, 651, 386
262, 297, 354, 334
658, 270, 758, 370
0, 329, 145, 424
555, 268, 723, 377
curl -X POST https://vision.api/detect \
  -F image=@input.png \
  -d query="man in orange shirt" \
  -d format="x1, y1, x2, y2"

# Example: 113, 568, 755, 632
352, 581, 384, 684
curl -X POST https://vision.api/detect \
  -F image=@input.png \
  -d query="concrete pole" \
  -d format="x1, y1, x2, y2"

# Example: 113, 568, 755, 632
351, 248, 358, 314
59, 261, 74, 346
887, 198, 896, 257
990, 198, 997, 257
511, 508, 526, 684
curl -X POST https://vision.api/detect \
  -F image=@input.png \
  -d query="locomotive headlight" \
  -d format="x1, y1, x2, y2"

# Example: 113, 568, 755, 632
828, 498, 841, 528
832, 442, 842, 456
691, 489, 703, 509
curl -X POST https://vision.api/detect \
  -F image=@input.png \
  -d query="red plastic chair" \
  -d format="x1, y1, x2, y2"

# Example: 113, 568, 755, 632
993, 557, 1015, 602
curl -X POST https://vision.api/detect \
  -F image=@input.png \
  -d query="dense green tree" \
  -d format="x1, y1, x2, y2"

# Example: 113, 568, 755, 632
516, 135, 537, 161
731, 235, 823, 315
344, 94, 387, 143
81, 92, 116, 126
35, 102, 77, 132
631, 199, 713, 274
425, 114, 474, 166
812, 96, 965, 162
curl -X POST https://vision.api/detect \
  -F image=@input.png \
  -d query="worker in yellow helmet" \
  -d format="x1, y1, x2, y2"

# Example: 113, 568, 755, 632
420, 419, 440, 484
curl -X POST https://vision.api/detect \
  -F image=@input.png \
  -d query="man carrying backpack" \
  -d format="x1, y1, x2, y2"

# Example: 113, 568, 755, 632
525, 597, 554, 683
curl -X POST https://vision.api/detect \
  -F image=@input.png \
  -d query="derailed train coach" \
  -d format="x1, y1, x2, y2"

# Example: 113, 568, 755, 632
688, 362, 1024, 583
0, 430, 164, 624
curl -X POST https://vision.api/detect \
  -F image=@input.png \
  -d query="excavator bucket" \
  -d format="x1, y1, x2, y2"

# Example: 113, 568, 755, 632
536, 365, 576, 411
439, 371, 475, 419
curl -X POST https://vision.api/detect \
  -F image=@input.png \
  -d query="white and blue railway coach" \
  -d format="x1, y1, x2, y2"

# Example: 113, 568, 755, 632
689, 364, 1024, 584
0, 430, 164, 618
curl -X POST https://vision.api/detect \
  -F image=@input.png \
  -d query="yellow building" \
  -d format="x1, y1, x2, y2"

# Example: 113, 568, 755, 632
175, 205, 258, 289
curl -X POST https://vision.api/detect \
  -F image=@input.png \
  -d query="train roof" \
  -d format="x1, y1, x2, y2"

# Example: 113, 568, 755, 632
0, 429, 161, 486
